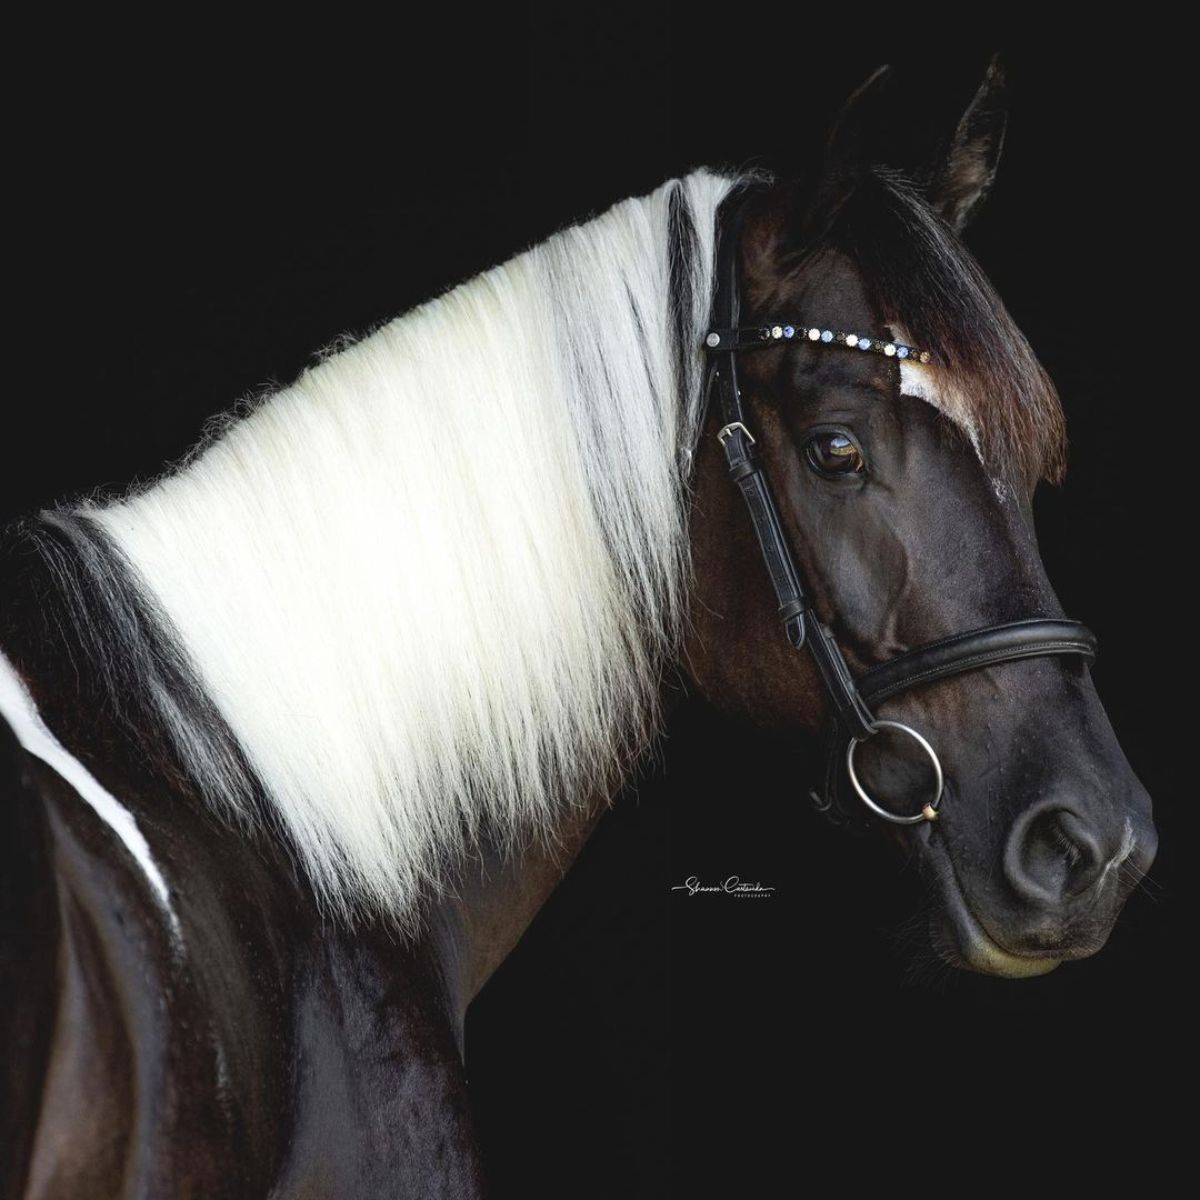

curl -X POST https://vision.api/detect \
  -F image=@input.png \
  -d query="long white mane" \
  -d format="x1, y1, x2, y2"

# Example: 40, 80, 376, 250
75, 169, 741, 923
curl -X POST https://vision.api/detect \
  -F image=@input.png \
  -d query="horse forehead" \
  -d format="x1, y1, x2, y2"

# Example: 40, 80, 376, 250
759, 249, 988, 471
772, 248, 879, 330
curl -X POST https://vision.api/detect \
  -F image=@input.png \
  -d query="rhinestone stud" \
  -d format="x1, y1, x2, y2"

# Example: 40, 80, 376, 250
884, 343, 896, 356
705, 332, 721, 348
859, 338, 871, 351
919, 351, 931, 363
783, 325, 795, 338
771, 325, 783, 339
896, 346, 909, 358
845, 333, 859, 347
820, 330, 833, 343
807, 328, 821, 341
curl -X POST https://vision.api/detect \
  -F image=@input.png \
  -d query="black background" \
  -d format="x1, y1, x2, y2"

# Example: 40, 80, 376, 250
8, 17, 1188, 1195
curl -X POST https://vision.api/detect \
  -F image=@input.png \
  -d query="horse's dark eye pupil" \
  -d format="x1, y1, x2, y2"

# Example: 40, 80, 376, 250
806, 433, 865, 476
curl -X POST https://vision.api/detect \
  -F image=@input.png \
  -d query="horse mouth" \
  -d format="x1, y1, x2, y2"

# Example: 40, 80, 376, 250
925, 844, 1062, 979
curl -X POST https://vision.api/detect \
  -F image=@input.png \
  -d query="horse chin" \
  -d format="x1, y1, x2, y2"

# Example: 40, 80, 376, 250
925, 846, 1063, 980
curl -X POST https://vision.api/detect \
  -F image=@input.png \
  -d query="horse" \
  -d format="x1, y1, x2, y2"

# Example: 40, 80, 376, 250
0, 58, 1158, 1197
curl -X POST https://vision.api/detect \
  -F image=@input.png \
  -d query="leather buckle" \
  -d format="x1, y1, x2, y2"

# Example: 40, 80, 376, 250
717, 421, 755, 446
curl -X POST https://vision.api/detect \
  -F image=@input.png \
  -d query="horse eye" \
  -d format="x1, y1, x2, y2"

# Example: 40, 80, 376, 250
805, 432, 866, 477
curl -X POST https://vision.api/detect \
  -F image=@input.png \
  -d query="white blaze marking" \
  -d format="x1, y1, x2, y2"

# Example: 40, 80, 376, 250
893, 334, 1011, 502
0, 650, 182, 939
897, 355, 984, 463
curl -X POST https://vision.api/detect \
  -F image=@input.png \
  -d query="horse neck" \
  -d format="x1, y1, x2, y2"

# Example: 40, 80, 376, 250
42, 169, 740, 933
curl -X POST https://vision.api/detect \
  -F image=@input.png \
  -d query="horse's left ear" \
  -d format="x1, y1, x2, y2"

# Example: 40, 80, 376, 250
927, 53, 1008, 232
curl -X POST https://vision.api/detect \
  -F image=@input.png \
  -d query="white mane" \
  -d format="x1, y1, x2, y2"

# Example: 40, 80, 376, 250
80, 169, 740, 923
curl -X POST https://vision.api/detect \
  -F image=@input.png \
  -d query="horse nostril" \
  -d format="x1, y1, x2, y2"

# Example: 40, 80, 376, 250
1005, 803, 1106, 906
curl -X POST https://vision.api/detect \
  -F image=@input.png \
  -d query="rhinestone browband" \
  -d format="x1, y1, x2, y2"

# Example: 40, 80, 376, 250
703, 323, 933, 363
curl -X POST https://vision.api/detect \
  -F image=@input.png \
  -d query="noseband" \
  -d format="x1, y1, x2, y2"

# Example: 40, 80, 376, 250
701, 185, 1097, 827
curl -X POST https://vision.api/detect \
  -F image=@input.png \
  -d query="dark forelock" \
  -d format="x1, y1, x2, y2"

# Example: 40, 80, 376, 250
802, 167, 1066, 485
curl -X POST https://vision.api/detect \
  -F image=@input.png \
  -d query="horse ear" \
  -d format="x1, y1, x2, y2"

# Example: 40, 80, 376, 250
821, 64, 895, 181
789, 58, 1007, 255
786, 63, 897, 246
927, 54, 1008, 232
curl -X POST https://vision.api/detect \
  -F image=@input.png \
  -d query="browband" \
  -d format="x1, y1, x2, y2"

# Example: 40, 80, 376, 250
705, 322, 934, 363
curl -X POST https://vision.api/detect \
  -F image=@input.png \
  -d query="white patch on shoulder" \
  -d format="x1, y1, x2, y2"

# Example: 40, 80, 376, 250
0, 650, 182, 940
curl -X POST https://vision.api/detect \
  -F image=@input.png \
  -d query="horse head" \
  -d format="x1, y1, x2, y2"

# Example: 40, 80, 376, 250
683, 59, 1157, 977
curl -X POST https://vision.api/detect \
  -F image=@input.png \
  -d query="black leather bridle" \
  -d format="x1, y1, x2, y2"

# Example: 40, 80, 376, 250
701, 183, 1097, 827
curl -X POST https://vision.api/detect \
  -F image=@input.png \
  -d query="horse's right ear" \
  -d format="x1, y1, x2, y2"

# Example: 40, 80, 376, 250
792, 64, 898, 243
741, 64, 897, 302
821, 64, 895, 182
